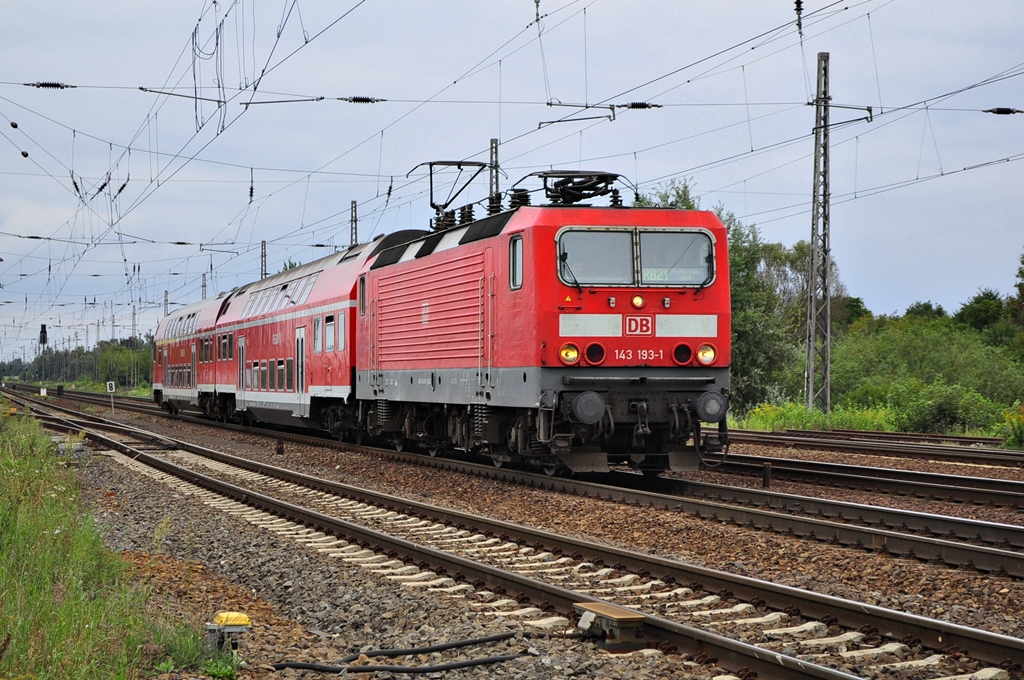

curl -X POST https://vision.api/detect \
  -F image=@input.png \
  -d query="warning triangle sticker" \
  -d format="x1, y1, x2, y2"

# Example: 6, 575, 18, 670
565, 295, 573, 301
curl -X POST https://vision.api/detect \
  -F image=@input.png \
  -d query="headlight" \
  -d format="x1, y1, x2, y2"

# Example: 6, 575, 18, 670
559, 343, 580, 365
696, 343, 716, 365
630, 294, 646, 309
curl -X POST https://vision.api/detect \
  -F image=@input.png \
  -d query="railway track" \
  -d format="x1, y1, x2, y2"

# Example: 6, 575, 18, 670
707, 455, 1024, 509
18, 394, 1023, 679
728, 431, 1024, 468
22, 387, 1024, 577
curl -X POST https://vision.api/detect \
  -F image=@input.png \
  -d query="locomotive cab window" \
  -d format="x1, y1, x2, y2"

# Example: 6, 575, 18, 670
325, 315, 335, 352
358, 276, 366, 316
509, 235, 523, 290
639, 231, 713, 285
558, 230, 634, 285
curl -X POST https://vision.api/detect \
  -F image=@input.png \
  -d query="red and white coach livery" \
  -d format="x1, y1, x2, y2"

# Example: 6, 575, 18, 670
154, 171, 732, 474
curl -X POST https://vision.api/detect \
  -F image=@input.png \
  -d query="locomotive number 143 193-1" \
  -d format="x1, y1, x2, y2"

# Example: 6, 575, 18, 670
614, 348, 664, 360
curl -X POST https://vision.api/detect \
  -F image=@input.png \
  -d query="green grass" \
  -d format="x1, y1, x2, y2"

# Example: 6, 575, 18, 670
0, 408, 229, 678
738, 402, 894, 433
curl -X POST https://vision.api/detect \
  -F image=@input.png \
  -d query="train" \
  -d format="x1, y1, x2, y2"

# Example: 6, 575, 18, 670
153, 171, 731, 475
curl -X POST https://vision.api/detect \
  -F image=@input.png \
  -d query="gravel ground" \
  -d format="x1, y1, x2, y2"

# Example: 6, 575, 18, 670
82, 411, 1024, 644
78, 452, 719, 680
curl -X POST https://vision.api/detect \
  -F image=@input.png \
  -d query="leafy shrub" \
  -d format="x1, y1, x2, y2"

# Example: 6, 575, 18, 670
886, 378, 1000, 434
997, 401, 1024, 450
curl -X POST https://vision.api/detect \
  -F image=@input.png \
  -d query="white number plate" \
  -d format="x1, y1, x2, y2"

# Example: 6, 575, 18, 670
614, 349, 664, 360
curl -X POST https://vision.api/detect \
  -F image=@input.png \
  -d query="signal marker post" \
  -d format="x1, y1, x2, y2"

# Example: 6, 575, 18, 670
107, 381, 116, 415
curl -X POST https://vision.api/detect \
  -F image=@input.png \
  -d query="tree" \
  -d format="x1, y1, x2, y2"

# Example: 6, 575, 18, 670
279, 259, 301, 272
905, 300, 947, 319
1008, 245, 1024, 326
953, 288, 1004, 331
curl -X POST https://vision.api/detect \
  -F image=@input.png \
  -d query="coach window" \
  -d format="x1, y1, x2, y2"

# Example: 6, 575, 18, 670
325, 315, 335, 352
260, 361, 268, 390
286, 358, 294, 391
509, 235, 523, 290
336, 311, 345, 351
277, 360, 285, 389
268, 359, 276, 390
228, 333, 234, 359
359, 276, 366, 316
313, 317, 323, 353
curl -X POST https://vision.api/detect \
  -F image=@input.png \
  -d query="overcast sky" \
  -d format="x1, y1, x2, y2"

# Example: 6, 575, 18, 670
1, 0, 1021, 358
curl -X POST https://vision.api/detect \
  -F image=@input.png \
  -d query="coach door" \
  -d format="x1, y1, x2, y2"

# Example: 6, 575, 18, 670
237, 337, 246, 401
295, 327, 307, 417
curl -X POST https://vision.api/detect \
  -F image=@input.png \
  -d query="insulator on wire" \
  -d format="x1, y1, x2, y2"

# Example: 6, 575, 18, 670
983, 107, 1022, 115
9, 122, 17, 129
339, 96, 385, 104
24, 81, 75, 89
627, 102, 660, 109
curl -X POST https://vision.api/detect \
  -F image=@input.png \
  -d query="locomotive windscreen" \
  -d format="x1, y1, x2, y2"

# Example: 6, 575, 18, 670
639, 231, 712, 284
557, 228, 714, 287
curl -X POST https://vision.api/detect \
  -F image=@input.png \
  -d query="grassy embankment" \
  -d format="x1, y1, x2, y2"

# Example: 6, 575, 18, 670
0, 408, 234, 679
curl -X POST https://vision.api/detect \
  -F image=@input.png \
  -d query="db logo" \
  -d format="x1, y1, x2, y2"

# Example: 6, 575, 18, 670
625, 315, 653, 336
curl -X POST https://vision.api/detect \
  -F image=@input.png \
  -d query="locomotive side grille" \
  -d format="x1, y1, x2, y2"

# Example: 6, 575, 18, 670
376, 251, 486, 364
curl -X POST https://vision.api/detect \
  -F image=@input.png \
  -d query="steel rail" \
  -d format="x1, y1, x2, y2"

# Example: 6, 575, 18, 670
772, 428, 1003, 447
728, 431, 1024, 467
712, 455, 1024, 508
42, 419, 859, 680
617, 473, 1024, 549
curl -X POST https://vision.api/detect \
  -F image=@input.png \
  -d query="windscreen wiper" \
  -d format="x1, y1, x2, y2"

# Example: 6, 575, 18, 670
559, 252, 583, 295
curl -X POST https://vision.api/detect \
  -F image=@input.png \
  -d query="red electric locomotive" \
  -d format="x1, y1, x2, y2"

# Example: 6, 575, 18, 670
154, 171, 731, 474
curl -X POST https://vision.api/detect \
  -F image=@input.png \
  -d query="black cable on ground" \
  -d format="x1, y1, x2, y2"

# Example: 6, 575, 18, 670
271, 652, 529, 674
335, 630, 517, 664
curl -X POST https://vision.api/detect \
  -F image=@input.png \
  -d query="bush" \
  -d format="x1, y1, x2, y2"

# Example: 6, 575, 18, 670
886, 378, 1001, 434
997, 401, 1024, 450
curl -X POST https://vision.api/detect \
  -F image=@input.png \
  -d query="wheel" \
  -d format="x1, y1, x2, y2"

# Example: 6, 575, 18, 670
393, 440, 404, 452
490, 456, 504, 468
428, 445, 442, 458
542, 462, 560, 477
